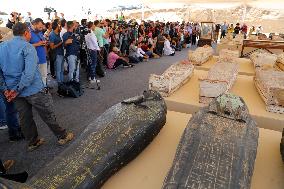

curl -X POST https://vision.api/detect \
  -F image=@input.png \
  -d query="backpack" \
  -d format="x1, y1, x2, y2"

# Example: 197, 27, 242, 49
57, 81, 84, 98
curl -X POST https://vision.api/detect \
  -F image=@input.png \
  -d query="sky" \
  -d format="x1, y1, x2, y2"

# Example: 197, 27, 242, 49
1, 0, 140, 19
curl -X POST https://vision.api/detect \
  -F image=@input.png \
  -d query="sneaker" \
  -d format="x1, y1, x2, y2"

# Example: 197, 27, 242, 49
0, 125, 8, 130
3, 160, 15, 171
89, 79, 100, 84
58, 132, 74, 145
28, 138, 45, 151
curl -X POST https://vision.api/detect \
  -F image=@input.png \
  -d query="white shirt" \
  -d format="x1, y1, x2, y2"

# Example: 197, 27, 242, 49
137, 48, 146, 57
60, 27, 67, 40
85, 32, 100, 51
163, 39, 174, 56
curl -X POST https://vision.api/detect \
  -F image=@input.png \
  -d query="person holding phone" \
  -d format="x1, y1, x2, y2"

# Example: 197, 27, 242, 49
29, 18, 48, 86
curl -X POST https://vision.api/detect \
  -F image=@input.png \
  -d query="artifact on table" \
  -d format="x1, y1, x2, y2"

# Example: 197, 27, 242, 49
0, 91, 167, 189
199, 62, 239, 104
0, 27, 13, 42
281, 128, 284, 162
254, 69, 284, 114
149, 61, 194, 97
218, 49, 239, 63
163, 93, 259, 189
188, 45, 214, 65
276, 53, 284, 71
250, 50, 277, 70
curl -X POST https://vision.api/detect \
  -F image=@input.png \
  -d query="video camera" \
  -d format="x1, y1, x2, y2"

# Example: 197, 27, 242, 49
44, 7, 56, 13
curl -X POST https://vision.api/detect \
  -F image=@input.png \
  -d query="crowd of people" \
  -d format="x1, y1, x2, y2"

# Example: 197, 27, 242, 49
0, 10, 266, 183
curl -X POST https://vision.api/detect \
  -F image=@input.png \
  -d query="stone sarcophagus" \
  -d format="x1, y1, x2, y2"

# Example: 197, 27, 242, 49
188, 45, 214, 66
149, 61, 194, 97
218, 49, 239, 63
163, 93, 259, 189
0, 91, 167, 189
199, 62, 239, 104
254, 70, 284, 114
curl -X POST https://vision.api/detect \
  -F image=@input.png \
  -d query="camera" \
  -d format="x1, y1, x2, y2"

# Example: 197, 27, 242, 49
44, 7, 56, 13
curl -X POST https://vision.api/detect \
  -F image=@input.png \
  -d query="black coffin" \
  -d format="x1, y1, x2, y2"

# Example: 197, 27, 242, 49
0, 90, 167, 189
163, 93, 259, 189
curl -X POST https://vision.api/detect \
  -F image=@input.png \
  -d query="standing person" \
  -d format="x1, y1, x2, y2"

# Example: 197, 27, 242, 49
29, 18, 48, 86
49, 21, 64, 83
24, 12, 33, 26
85, 21, 100, 83
62, 21, 80, 82
233, 23, 241, 38
241, 23, 248, 39
94, 20, 107, 77
0, 23, 74, 151
102, 19, 111, 66
0, 92, 23, 141
220, 22, 228, 39
191, 24, 197, 46
60, 19, 67, 39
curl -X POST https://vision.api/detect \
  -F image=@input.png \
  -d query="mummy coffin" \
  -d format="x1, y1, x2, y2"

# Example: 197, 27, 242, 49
254, 70, 284, 114
250, 51, 277, 70
149, 61, 194, 97
199, 62, 239, 104
188, 46, 214, 65
163, 93, 259, 189
218, 49, 239, 63
0, 91, 167, 189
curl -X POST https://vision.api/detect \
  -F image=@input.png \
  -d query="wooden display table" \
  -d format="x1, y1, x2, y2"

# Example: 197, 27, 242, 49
165, 70, 284, 132
102, 111, 284, 189
195, 56, 255, 76
241, 39, 284, 57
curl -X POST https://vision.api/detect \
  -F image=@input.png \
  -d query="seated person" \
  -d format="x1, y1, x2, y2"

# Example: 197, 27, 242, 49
107, 47, 133, 69
137, 42, 149, 61
141, 41, 160, 59
0, 159, 28, 183
128, 39, 142, 63
163, 34, 175, 56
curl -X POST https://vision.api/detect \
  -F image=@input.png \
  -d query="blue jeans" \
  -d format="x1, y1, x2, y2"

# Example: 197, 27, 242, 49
55, 55, 64, 83
67, 55, 79, 82
0, 93, 20, 137
88, 50, 98, 79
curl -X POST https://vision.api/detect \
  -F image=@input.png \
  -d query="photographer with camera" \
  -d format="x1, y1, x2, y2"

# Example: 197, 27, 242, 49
62, 21, 80, 82
29, 18, 48, 86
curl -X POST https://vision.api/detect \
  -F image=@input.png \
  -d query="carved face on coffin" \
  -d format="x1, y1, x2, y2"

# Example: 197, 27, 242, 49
121, 90, 163, 107
208, 93, 250, 122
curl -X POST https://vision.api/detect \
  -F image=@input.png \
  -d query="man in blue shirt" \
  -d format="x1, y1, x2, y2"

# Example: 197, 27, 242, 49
0, 23, 74, 151
62, 21, 80, 82
49, 21, 64, 83
29, 18, 48, 86
221, 22, 228, 39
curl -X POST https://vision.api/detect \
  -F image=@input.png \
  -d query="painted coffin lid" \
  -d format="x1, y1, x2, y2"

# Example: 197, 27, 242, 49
199, 62, 239, 104
254, 69, 284, 114
188, 45, 214, 65
149, 61, 194, 97
163, 93, 259, 189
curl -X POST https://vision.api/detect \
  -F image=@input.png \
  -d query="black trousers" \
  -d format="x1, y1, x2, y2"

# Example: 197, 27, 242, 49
113, 59, 129, 69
